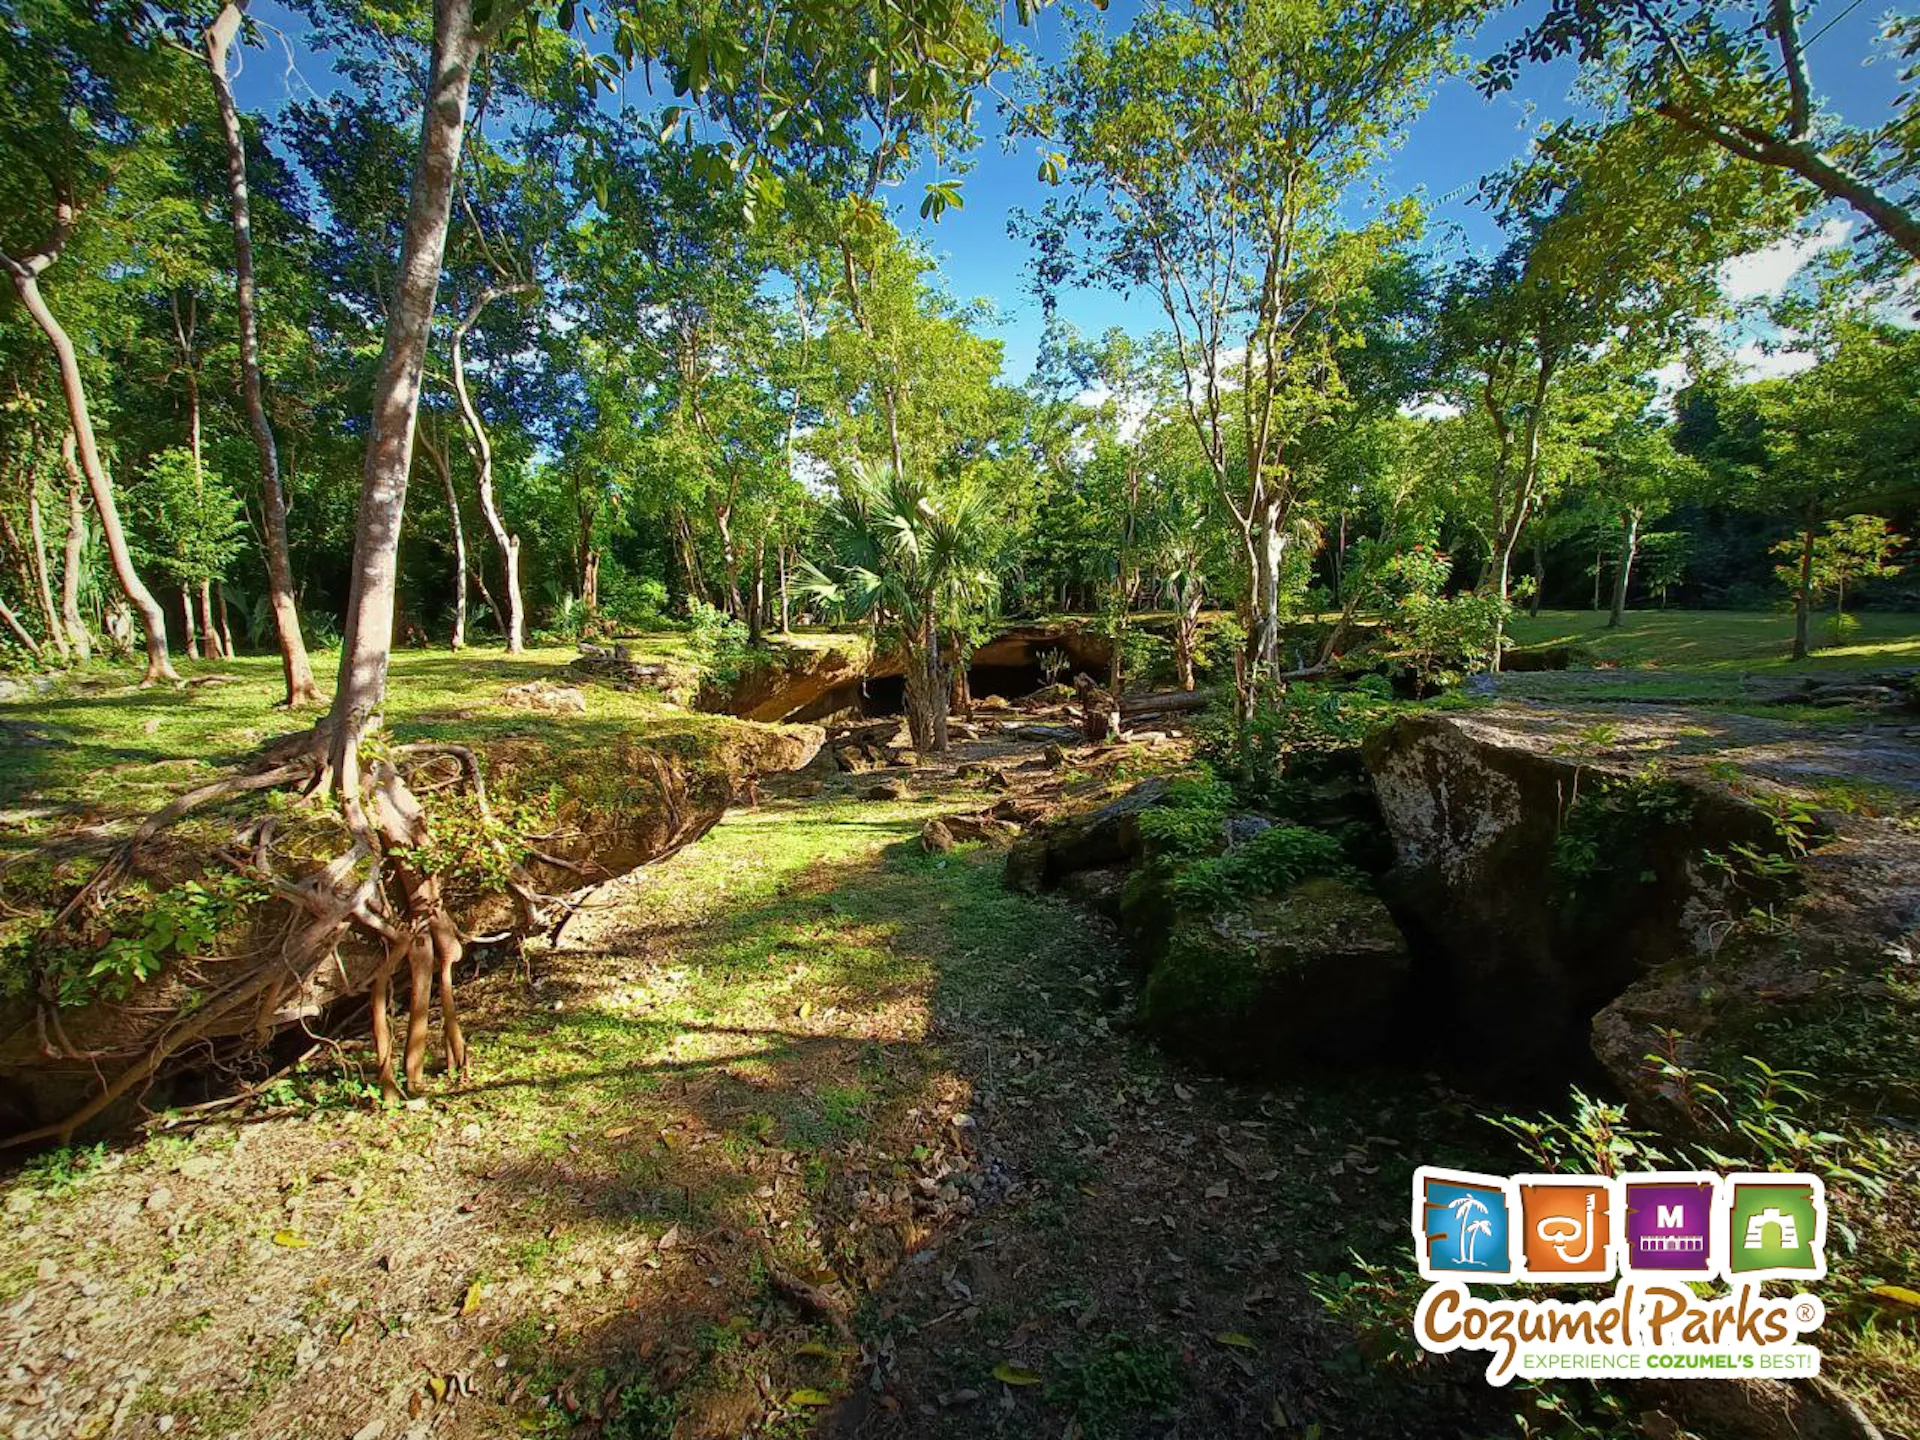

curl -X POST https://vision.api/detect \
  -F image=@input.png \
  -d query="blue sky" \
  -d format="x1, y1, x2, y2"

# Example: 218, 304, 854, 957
233, 0, 1906, 381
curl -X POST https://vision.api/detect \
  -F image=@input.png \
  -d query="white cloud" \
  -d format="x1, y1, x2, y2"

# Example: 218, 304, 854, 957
1731, 341, 1817, 380
1401, 397, 1460, 420
1717, 219, 1851, 302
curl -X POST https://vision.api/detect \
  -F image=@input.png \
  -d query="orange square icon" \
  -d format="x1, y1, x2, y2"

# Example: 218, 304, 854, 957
1518, 1180, 1614, 1280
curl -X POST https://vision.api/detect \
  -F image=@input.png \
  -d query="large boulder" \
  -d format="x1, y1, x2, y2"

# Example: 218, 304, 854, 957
1139, 877, 1409, 1073
1001, 778, 1170, 894
1364, 705, 1920, 1120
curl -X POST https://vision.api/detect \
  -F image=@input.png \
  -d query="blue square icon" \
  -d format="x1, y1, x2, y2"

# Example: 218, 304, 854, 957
1415, 1169, 1514, 1279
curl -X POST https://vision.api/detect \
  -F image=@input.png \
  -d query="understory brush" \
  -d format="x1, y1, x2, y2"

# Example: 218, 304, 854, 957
1309, 1057, 1913, 1436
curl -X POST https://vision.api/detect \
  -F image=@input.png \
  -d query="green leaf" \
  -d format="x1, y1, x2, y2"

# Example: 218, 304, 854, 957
1212, 1331, 1257, 1350
992, 1362, 1041, 1386
787, 1388, 833, 1407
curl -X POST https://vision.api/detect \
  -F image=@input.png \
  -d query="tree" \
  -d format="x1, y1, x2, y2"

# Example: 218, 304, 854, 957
0, 0, 182, 682
201, 0, 318, 704
799, 461, 997, 755
1485, 0, 1920, 273
1773, 514, 1908, 639
1031, 0, 1480, 705
128, 447, 247, 634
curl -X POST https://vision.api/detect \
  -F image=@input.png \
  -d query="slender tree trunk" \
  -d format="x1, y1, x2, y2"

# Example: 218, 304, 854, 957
325, 0, 482, 790
59, 438, 91, 662
777, 543, 790, 633
215, 582, 235, 655
0, 597, 40, 657
1791, 500, 1816, 661
199, 580, 224, 658
1174, 587, 1199, 691
1, 248, 175, 682
418, 430, 466, 648
1529, 536, 1545, 618
1608, 510, 1639, 629
748, 533, 765, 643
451, 282, 533, 654
204, 0, 318, 706
181, 586, 201, 660
1592, 545, 1603, 611
25, 482, 69, 661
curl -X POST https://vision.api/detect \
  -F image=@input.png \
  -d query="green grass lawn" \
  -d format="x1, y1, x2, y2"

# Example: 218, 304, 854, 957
0, 638, 733, 824
1507, 607, 1920, 672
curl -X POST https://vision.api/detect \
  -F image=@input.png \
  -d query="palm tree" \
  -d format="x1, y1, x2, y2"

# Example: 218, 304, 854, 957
1446, 1193, 1493, 1266
798, 460, 997, 756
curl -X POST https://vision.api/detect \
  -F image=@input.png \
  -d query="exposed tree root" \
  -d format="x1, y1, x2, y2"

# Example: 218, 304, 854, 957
5, 726, 580, 1148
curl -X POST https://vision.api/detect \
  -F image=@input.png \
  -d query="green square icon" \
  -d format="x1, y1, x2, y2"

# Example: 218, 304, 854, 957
1728, 1181, 1822, 1276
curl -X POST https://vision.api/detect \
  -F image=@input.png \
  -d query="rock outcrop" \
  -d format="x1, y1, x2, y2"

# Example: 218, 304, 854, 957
1140, 877, 1410, 1073
1364, 705, 1920, 1119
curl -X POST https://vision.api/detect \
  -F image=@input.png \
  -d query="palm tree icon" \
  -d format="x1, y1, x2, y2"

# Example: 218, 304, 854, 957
1447, 1193, 1494, 1266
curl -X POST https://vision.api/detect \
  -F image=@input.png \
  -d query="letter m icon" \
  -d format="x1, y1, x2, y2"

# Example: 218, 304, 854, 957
1658, 1205, 1685, 1228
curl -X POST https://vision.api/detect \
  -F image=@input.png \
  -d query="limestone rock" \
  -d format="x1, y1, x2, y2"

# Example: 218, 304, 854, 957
501, 682, 588, 714
1000, 778, 1170, 893
866, 779, 911, 802
1139, 877, 1409, 1073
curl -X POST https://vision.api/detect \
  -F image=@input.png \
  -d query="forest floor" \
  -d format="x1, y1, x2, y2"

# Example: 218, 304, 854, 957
2, 620, 1918, 1440
0, 715, 1528, 1440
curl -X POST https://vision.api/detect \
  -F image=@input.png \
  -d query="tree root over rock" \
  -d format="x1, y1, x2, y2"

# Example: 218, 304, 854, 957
4, 725, 581, 1148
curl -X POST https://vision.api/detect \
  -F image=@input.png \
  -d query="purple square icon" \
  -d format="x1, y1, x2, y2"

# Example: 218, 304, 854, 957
1625, 1181, 1715, 1272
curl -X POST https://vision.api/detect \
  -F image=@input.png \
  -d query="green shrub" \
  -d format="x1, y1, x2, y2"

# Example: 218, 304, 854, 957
687, 601, 754, 687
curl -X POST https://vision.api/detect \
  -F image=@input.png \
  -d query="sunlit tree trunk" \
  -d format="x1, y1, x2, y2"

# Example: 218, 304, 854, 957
1608, 509, 1639, 629
25, 478, 68, 661
2, 205, 175, 683
181, 586, 201, 660
205, 0, 317, 704
326, 0, 482, 791
58, 436, 91, 662
451, 282, 533, 654
215, 582, 235, 655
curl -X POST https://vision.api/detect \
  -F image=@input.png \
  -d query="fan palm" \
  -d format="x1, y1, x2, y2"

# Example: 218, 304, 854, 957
797, 460, 997, 755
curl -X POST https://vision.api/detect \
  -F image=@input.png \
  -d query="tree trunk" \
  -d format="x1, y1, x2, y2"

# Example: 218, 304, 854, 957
325, 0, 482, 791
418, 430, 466, 649
1174, 590, 1199, 691
26, 482, 69, 661
1488, 547, 1513, 672
1791, 500, 1816, 662
1608, 510, 1639, 630
204, 0, 318, 707
58, 438, 91, 661
2, 255, 175, 682
215, 581, 235, 655
777, 544, 790, 633
748, 533, 766, 642
0, 596, 40, 658
1592, 545, 1603, 610
927, 623, 950, 755
181, 586, 201, 660
199, 579, 224, 658
1529, 536, 1545, 618
451, 282, 533, 654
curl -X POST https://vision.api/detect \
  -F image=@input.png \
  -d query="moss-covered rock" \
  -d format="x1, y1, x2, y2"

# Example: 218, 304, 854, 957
1139, 877, 1409, 1074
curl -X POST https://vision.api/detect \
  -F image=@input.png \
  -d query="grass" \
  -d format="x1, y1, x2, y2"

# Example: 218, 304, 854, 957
1507, 606, 1920, 672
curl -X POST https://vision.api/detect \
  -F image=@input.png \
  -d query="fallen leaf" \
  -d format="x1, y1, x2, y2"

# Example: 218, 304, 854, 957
1173, 1083, 1194, 1101
1212, 1331, 1257, 1350
787, 1388, 833, 1407
461, 1282, 484, 1316
992, 1363, 1041, 1387
271, 1230, 311, 1249
427, 1376, 447, 1403
792, 1342, 838, 1359
1869, 1284, 1920, 1310
1205, 1181, 1229, 1200
604, 1126, 634, 1140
